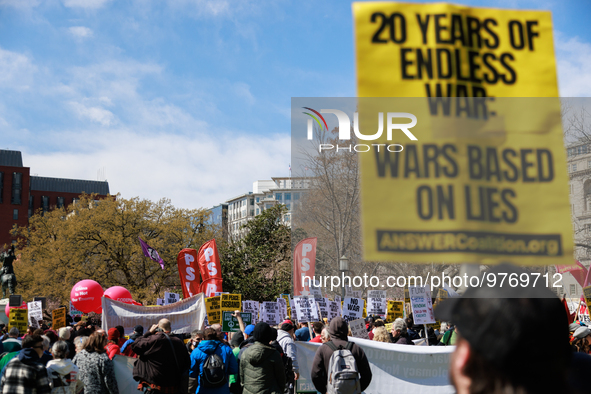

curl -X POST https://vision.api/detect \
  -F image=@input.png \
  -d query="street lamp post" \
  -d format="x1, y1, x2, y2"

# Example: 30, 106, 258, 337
339, 255, 349, 299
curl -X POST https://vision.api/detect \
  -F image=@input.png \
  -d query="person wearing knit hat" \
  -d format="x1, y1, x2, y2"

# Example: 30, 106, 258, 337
105, 327, 121, 360
121, 325, 144, 358
240, 322, 285, 394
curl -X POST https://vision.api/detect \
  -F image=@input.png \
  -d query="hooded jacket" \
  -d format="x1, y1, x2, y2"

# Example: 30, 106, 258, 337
190, 339, 238, 394
239, 342, 285, 394
46, 358, 84, 394
1, 348, 52, 394
310, 317, 372, 394
276, 330, 298, 374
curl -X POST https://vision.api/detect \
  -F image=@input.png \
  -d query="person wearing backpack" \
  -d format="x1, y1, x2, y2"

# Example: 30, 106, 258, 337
240, 322, 285, 394
189, 327, 238, 394
310, 317, 372, 394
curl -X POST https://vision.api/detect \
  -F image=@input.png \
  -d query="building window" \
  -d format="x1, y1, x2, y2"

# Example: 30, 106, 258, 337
57, 197, 64, 208
256, 208, 259, 215
570, 284, 576, 295
13, 209, 18, 220
0, 171, 3, 203
573, 163, 578, 172
250, 209, 254, 216
294, 192, 300, 200
11, 172, 22, 205
28, 195, 33, 218
286, 203, 291, 211
250, 199, 254, 206
276, 193, 282, 201
284, 193, 291, 201
42, 196, 49, 212
256, 197, 260, 203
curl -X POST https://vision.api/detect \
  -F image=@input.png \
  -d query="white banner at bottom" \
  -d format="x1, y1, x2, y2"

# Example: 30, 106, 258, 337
295, 338, 454, 394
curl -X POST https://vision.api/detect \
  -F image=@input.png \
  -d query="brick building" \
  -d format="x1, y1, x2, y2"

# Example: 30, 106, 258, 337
0, 150, 110, 247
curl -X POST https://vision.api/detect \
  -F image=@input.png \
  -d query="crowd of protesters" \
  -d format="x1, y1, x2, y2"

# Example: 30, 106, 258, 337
3, 263, 591, 394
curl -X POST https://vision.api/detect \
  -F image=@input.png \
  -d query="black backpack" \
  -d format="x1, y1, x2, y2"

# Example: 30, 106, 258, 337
201, 343, 227, 388
270, 340, 294, 385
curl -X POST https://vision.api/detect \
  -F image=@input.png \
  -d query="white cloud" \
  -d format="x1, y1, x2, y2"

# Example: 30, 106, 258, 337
0, 0, 41, 8
69, 26, 93, 39
69, 101, 116, 126
0, 47, 36, 90
556, 33, 591, 97
62, 0, 110, 9
23, 129, 291, 209
234, 82, 255, 105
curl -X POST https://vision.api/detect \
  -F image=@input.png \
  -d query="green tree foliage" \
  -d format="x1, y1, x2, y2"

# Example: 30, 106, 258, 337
12, 194, 217, 305
219, 204, 291, 301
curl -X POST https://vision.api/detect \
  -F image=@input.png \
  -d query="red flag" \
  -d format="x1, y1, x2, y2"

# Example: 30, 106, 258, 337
556, 261, 588, 288
177, 248, 200, 298
293, 237, 317, 296
197, 240, 223, 297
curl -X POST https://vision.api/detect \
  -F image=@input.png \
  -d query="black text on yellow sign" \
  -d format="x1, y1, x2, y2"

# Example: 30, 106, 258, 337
9, 309, 28, 334
353, 2, 558, 97
358, 98, 572, 266
52, 307, 67, 331
205, 296, 221, 325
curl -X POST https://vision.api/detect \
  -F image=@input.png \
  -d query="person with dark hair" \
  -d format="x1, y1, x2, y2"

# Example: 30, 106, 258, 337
131, 319, 190, 394
46, 340, 84, 394
404, 314, 421, 341
240, 322, 285, 394
311, 317, 372, 394
0, 334, 51, 394
105, 328, 121, 360
572, 326, 591, 354
294, 322, 310, 342
309, 322, 324, 343
189, 327, 237, 394
277, 320, 298, 393
73, 331, 119, 394
435, 264, 573, 394
121, 325, 144, 358
187, 329, 204, 354
114, 326, 125, 347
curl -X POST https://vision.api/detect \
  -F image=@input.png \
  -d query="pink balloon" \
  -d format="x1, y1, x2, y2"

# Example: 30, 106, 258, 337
103, 286, 133, 304
5, 302, 26, 318
71, 280, 104, 313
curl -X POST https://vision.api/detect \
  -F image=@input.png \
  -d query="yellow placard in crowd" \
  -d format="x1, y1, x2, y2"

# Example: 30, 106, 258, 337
52, 307, 67, 330
387, 300, 404, 322
353, 2, 559, 97
221, 294, 242, 312
583, 286, 591, 311
205, 296, 221, 325
9, 309, 28, 334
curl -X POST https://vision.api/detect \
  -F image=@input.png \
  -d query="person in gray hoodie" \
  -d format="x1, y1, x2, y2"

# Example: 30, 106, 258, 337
46, 340, 84, 394
276, 320, 299, 391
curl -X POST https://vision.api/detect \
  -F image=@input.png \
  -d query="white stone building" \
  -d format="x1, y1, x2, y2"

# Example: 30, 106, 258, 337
225, 177, 309, 240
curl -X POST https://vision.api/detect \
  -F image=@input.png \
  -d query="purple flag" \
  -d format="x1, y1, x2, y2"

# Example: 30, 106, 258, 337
139, 237, 164, 270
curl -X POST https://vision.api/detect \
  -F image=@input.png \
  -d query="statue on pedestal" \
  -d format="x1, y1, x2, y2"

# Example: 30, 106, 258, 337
0, 246, 17, 298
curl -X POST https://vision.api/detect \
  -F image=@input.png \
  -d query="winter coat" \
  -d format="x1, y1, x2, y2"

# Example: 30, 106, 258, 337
0, 348, 52, 394
276, 330, 298, 374
131, 332, 190, 389
239, 342, 285, 394
46, 358, 84, 394
310, 318, 372, 394
72, 350, 118, 394
189, 340, 238, 394
105, 343, 120, 360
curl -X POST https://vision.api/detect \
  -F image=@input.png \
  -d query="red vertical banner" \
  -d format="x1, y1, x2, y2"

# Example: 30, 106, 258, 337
198, 239, 223, 297
177, 248, 200, 298
293, 237, 317, 296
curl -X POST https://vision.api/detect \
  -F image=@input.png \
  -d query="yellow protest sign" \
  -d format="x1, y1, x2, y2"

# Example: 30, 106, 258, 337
358, 97, 572, 265
353, 2, 558, 97
205, 296, 221, 325
584, 286, 591, 311
8, 309, 28, 334
52, 307, 66, 330
221, 294, 242, 312
387, 300, 404, 322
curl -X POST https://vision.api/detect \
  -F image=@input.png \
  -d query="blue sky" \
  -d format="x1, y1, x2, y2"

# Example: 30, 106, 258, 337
1, 0, 590, 209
